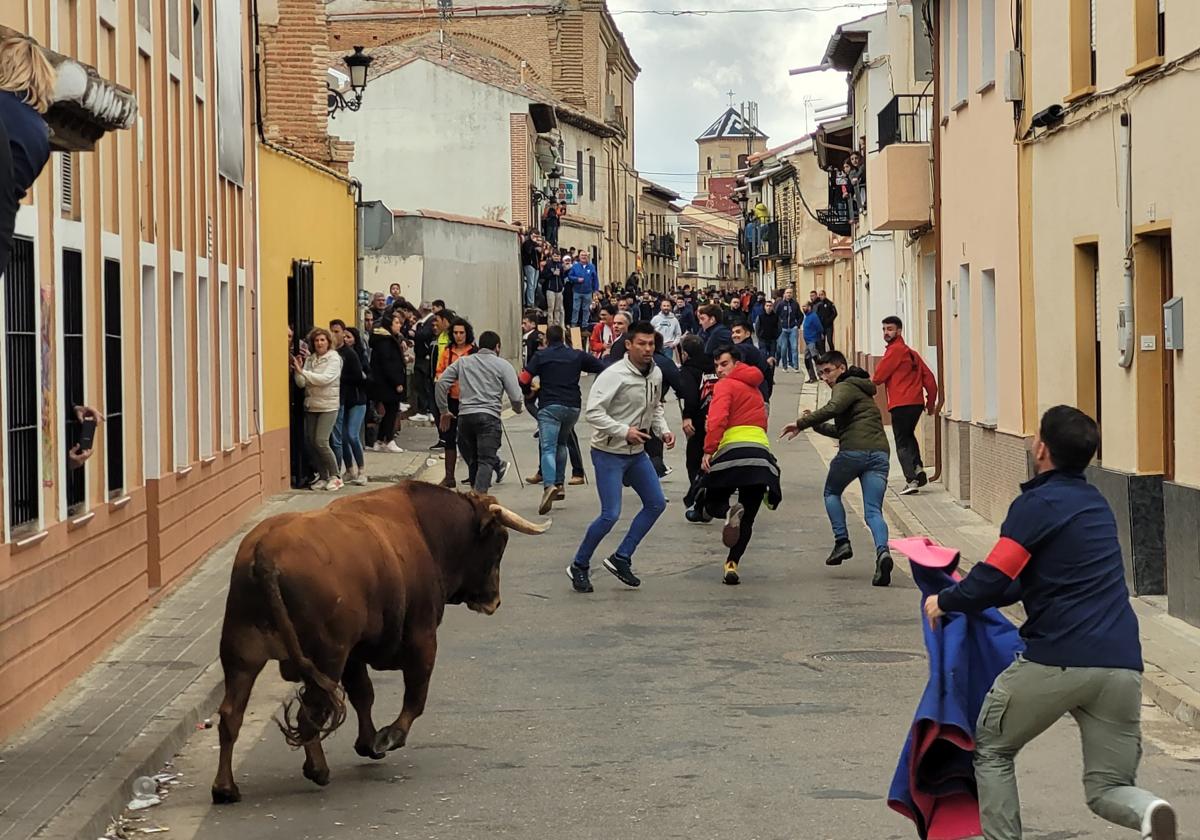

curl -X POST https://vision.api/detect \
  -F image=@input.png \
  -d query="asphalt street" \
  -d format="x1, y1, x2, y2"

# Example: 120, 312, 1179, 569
138, 376, 1200, 840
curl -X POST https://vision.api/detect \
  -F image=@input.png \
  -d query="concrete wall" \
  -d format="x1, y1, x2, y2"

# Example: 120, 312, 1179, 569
337, 61, 525, 221
366, 216, 523, 365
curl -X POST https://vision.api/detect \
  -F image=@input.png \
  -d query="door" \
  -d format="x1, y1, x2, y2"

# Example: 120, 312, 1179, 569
1160, 235, 1175, 481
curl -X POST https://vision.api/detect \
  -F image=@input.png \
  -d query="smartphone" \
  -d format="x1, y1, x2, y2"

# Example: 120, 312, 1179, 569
77, 418, 97, 451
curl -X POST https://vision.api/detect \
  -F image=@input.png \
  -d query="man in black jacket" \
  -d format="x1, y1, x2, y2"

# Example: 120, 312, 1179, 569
678, 334, 715, 522
756, 297, 781, 354
815, 289, 838, 352
410, 302, 437, 422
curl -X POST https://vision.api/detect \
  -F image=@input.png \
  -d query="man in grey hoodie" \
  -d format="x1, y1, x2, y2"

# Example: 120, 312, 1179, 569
436, 331, 524, 494
568, 321, 675, 593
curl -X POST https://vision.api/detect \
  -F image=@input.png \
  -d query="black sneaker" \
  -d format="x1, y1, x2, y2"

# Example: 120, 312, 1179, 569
495, 460, 509, 484
873, 549, 894, 587
916, 471, 929, 488
429, 442, 444, 452
567, 563, 593, 593
826, 540, 853, 566
602, 554, 641, 587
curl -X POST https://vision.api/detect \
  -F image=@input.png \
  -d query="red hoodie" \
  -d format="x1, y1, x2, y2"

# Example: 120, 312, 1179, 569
872, 335, 938, 411
704, 364, 768, 454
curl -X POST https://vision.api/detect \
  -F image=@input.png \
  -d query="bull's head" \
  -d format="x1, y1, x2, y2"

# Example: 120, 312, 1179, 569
454, 495, 549, 616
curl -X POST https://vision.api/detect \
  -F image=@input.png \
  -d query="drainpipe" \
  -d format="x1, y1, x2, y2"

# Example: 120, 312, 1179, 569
1117, 110, 1135, 368
928, 3, 945, 483
351, 177, 364, 325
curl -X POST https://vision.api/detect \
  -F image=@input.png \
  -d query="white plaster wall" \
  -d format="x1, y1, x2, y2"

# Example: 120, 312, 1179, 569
336, 61, 529, 221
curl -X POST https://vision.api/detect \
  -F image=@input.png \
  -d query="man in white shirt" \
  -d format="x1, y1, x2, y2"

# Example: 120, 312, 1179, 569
650, 298, 682, 354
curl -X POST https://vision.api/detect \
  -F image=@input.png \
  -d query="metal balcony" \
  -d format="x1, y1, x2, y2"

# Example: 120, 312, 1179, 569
877, 94, 932, 150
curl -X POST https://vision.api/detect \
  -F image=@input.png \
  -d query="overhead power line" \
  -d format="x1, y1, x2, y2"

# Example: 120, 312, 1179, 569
610, 2, 884, 16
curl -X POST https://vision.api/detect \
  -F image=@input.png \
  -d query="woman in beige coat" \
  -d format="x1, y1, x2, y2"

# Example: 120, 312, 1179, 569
292, 327, 343, 490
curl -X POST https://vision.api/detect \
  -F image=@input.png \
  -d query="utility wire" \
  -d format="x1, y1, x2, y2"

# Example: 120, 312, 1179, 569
611, 3, 884, 15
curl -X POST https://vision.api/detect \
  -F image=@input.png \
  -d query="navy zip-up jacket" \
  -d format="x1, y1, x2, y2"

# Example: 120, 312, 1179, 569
522, 341, 605, 409
936, 470, 1142, 671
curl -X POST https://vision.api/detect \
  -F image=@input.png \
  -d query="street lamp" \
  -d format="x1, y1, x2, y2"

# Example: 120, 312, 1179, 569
328, 46, 373, 117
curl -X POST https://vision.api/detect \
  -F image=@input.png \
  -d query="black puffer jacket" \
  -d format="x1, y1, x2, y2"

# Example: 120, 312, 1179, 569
338, 345, 369, 406
368, 328, 407, 404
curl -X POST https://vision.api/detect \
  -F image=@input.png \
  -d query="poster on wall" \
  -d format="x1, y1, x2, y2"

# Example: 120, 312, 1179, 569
215, 0, 245, 184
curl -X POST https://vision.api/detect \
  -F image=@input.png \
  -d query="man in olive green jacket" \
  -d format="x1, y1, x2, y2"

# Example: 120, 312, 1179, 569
781, 350, 894, 586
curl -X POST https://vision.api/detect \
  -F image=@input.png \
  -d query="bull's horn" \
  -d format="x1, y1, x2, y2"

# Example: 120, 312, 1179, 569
489, 504, 551, 535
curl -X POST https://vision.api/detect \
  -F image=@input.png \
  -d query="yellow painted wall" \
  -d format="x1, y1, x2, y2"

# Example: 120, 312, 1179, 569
258, 146, 357, 433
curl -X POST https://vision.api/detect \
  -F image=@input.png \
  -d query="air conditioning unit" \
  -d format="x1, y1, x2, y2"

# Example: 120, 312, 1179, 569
60, 153, 74, 213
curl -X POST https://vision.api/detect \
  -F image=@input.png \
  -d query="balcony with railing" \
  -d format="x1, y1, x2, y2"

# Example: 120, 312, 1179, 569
642, 231, 677, 261
868, 93, 932, 231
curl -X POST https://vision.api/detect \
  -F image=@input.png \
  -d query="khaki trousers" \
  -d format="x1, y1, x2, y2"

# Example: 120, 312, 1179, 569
975, 656, 1158, 839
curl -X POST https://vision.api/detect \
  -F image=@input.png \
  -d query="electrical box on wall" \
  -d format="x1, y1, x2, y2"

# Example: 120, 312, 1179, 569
1164, 296, 1184, 349
1003, 50, 1022, 103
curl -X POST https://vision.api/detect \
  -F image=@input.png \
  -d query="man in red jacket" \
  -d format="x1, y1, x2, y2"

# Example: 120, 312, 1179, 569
689, 346, 781, 585
872, 316, 938, 495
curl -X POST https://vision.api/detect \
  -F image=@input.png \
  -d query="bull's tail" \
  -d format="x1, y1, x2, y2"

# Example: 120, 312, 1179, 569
251, 543, 347, 748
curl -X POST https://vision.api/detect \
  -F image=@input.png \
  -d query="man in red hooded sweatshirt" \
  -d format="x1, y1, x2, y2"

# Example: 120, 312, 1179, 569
872, 316, 938, 495
687, 344, 781, 585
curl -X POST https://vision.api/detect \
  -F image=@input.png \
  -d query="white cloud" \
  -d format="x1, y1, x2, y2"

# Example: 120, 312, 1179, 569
610, 0, 885, 198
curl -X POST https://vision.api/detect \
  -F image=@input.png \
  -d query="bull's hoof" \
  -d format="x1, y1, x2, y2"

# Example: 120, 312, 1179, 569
211, 784, 241, 804
354, 739, 387, 760
372, 726, 407, 755
302, 761, 331, 787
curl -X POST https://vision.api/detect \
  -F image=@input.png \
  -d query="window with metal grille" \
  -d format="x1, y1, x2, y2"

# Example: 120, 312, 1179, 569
60, 153, 74, 215
63, 249, 86, 514
103, 259, 124, 496
6, 237, 39, 531
171, 272, 188, 467
237, 284, 249, 441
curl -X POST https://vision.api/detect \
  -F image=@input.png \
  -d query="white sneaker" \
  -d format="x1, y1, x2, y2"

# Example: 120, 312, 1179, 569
1143, 800, 1176, 840
309, 479, 327, 491
325, 477, 344, 492
495, 460, 509, 484
399, 402, 411, 413
350, 472, 368, 486
385, 441, 405, 453
373, 441, 388, 452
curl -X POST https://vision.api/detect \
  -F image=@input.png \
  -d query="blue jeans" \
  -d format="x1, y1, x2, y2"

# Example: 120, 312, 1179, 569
538, 404, 581, 487
339, 403, 367, 470
523, 264, 538, 308
776, 326, 799, 370
570, 288, 588, 327
573, 449, 666, 568
823, 450, 890, 551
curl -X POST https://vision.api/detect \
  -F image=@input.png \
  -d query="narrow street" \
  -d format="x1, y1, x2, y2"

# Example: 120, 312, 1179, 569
138, 377, 1200, 840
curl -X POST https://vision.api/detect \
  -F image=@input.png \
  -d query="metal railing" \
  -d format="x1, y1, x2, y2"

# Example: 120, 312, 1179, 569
878, 93, 932, 150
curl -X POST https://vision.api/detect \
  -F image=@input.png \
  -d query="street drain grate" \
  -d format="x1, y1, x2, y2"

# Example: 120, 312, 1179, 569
810, 650, 923, 664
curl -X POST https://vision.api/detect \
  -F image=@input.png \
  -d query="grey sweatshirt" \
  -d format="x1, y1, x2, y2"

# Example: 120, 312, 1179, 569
436, 348, 524, 419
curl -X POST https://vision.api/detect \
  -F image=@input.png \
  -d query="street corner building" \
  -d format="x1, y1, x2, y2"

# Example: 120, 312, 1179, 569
0, 0, 357, 739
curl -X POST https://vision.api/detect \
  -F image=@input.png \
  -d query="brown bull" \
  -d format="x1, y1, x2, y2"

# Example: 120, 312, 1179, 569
210, 481, 548, 804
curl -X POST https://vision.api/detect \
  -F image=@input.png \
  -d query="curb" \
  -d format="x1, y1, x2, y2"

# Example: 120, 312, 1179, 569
36, 662, 226, 840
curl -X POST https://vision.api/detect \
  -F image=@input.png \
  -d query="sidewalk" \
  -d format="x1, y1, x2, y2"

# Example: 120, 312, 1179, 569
794, 378, 1200, 733
0, 424, 436, 840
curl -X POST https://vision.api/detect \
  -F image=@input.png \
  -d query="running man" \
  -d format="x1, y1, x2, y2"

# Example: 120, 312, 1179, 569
691, 346, 780, 585
925, 406, 1177, 840
568, 321, 675, 593
780, 351, 894, 587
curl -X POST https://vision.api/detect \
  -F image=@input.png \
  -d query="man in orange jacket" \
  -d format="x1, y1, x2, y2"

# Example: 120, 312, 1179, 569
872, 316, 938, 495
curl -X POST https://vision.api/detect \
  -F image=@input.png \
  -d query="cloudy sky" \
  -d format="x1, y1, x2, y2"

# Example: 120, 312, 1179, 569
607, 0, 887, 200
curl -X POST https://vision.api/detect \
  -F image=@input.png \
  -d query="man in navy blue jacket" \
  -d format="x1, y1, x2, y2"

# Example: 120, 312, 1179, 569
521, 325, 606, 515
925, 406, 1176, 840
